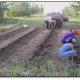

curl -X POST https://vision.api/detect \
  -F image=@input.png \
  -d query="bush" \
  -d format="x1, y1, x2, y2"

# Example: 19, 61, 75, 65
4, 9, 16, 18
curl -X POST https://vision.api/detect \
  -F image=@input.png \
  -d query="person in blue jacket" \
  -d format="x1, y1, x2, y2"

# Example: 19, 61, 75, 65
61, 29, 79, 45
59, 39, 79, 59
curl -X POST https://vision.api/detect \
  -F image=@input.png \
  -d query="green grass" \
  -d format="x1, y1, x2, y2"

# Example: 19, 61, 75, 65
0, 14, 44, 30
63, 21, 80, 28
61, 63, 80, 76
69, 16, 80, 21
1, 58, 80, 76
0, 59, 25, 76
0, 17, 44, 31
0, 15, 80, 30
15, 18, 44, 28
63, 16, 80, 28
0, 60, 57, 76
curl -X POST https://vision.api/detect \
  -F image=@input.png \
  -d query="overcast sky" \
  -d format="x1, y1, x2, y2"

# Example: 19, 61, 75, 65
32, 2, 72, 14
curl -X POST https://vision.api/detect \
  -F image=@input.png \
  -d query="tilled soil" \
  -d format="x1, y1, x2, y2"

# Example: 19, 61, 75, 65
31, 28, 70, 68
32, 27, 80, 71
0, 26, 22, 36
0, 27, 50, 63
0, 27, 34, 49
0, 26, 80, 76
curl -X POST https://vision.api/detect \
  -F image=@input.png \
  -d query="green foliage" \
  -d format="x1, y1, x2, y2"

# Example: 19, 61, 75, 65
69, 16, 80, 21
15, 18, 43, 28
74, 67, 80, 76
7, 69, 18, 76
62, 5, 76, 16
62, 2, 80, 16
62, 6, 71, 16
63, 22, 80, 28
13, 2, 31, 17
62, 66, 80, 77
39, 64, 47, 76
4, 9, 16, 18
4, 10, 16, 18
45, 60, 56, 72
31, 3, 43, 15
0, 16, 43, 32
60, 63, 71, 76
9, 58, 19, 66
25, 60, 33, 69
3, 2, 44, 18
0, 60, 24, 76
1, 59, 80, 76
0, 2, 7, 18
71, 2, 80, 12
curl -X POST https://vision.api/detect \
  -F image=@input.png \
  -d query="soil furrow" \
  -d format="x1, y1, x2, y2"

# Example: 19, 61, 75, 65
0, 27, 30, 41
0, 27, 22, 36
0, 27, 34, 49
0, 28, 45, 62
30, 28, 70, 67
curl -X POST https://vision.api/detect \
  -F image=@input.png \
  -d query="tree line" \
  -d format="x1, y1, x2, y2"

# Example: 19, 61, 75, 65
62, 2, 80, 16
0, 2, 44, 18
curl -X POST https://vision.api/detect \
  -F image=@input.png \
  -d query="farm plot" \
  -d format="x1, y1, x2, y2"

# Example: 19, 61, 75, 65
0, 26, 80, 76
30, 27, 80, 76
31, 28, 70, 69
0, 26, 51, 63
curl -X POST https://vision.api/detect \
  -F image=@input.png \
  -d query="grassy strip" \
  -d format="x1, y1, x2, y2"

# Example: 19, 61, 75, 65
69, 16, 80, 21
62, 22, 80, 28
0, 60, 57, 76
0, 16, 80, 30
0, 17, 44, 31
0, 58, 80, 76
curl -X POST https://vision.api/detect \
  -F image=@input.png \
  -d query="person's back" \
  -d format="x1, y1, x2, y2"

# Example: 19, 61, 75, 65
61, 29, 79, 44
44, 16, 52, 21
61, 32, 74, 44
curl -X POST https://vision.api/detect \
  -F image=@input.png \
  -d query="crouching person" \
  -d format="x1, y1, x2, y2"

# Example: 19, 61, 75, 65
59, 39, 77, 60
61, 28, 79, 46
44, 15, 52, 29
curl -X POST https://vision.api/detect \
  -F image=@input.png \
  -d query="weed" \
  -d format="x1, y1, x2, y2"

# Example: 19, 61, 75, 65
45, 60, 56, 72
61, 66, 70, 76
9, 58, 19, 66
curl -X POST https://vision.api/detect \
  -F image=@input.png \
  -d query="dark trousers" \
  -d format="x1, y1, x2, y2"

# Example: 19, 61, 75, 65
44, 21, 49, 29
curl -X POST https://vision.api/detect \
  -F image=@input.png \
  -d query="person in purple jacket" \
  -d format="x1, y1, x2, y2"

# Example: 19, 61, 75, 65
61, 29, 79, 45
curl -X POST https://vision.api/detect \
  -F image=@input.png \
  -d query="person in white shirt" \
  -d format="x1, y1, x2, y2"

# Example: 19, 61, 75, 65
44, 15, 52, 29
44, 15, 56, 29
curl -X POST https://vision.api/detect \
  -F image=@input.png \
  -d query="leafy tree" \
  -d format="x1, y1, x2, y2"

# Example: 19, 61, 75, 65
20, 2, 31, 16
3, 2, 44, 17
3, 2, 31, 17
70, 2, 80, 11
62, 6, 71, 16
63, 2, 80, 16
31, 3, 43, 14
31, 3, 40, 14
39, 5, 44, 14
4, 9, 16, 18
0, 2, 7, 18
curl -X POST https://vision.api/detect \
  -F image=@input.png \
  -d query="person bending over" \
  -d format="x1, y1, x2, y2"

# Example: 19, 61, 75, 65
59, 39, 78, 59
61, 29, 79, 46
